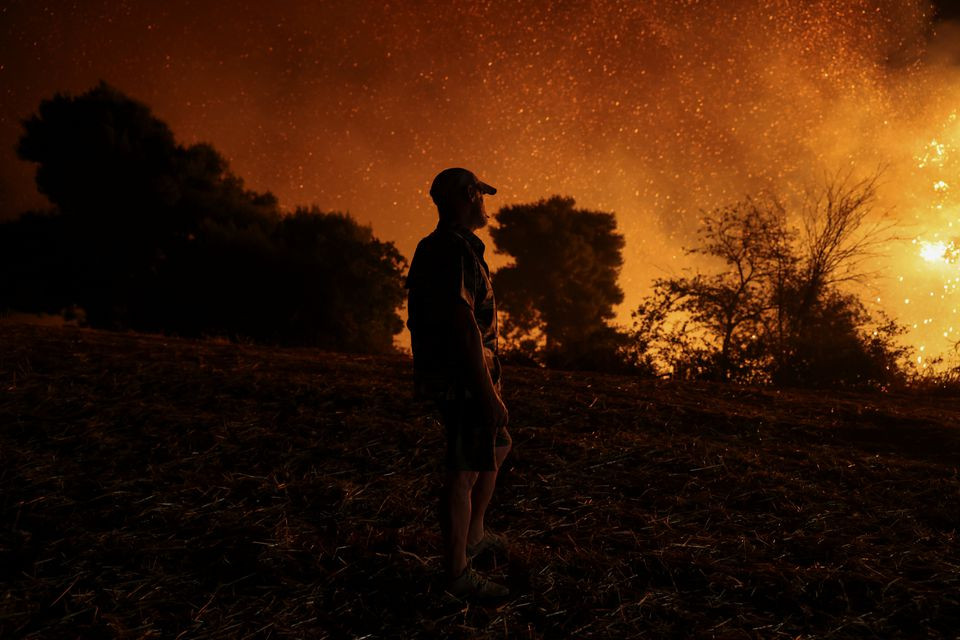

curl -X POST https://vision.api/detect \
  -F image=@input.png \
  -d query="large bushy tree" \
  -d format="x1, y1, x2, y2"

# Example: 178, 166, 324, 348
490, 195, 634, 370
1, 81, 406, 353
271, 207, 406, 352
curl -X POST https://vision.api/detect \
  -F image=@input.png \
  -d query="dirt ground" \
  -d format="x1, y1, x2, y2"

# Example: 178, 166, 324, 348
2, 322, 958, 638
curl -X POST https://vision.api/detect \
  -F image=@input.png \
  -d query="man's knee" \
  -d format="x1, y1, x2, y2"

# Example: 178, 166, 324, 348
448, 470, 479, 494
496, 429, 512, 455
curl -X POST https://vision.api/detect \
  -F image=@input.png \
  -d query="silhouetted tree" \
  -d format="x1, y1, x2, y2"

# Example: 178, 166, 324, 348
11, 81, 280, 330
271, 207, 407, 353
779, 290, 909, 387
490, 195, 632, 371
667, 196, 794, 381
0, 208, 75, 316
2, 82, 407, 352
634, 172, 905, 387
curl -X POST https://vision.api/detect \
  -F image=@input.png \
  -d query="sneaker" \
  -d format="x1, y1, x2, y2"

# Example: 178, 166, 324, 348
466, 531, 508, 559
446, 567, 509, 600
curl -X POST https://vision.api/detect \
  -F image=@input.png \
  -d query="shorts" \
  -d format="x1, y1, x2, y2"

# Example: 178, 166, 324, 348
436, 388, 511, 472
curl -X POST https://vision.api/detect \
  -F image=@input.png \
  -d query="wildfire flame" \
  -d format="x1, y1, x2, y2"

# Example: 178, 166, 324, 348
919, 240, 953, 264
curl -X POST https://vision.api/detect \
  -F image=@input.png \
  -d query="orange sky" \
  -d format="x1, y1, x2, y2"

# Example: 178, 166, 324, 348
3, 0, 960, 363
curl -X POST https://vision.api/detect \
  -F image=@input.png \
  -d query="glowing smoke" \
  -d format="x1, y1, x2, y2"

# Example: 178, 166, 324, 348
3, 0, 960, 361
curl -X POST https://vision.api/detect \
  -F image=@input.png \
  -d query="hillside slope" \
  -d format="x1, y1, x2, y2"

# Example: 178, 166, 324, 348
1, 323, 958, 638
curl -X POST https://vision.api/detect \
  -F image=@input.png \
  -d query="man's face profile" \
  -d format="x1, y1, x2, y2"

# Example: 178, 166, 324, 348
430, 168, 495, 230
467, 184, 487, 230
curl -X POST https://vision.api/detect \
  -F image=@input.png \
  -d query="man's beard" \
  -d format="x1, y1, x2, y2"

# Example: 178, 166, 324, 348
470, 202, 487, 229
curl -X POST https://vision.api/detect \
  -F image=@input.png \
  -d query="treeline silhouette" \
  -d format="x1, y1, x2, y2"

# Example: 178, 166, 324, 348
1, 82, 406, 352
488, 181, 909, 388
1, 83, 913, 386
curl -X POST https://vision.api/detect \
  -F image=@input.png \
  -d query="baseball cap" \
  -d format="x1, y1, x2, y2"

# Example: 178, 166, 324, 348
429, 167, 497, 207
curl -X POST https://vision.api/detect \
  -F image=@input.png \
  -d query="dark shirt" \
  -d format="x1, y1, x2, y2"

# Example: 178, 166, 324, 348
405, 219, 501, 401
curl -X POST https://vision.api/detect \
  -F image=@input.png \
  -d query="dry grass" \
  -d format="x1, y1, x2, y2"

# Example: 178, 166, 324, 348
1, 323, 958, 638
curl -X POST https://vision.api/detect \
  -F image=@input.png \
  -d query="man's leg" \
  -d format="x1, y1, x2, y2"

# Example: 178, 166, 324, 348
443, 469, 479, 579
467, 437, 512, 546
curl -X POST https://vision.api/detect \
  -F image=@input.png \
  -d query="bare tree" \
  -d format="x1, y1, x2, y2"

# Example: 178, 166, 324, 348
795, 169, 895, 323
642, 195, 791, 380
634, 168, 905, 386
690, 196, 794, 379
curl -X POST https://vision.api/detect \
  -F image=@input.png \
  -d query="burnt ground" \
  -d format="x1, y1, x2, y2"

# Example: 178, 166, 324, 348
1, 322, 958, 638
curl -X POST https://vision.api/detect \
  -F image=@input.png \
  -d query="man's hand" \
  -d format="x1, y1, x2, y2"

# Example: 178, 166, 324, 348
451, 303, 507, 437
483, 392, 509, 439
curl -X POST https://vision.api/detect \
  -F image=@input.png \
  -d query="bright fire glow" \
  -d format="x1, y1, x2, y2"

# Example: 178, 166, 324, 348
920, 241, 950, 263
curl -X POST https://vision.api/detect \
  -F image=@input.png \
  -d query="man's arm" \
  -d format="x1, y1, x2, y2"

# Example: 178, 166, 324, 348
451, 302, 508, 432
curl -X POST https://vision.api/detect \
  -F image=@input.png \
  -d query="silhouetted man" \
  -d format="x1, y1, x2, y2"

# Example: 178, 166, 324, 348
405, 167, 512, 600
